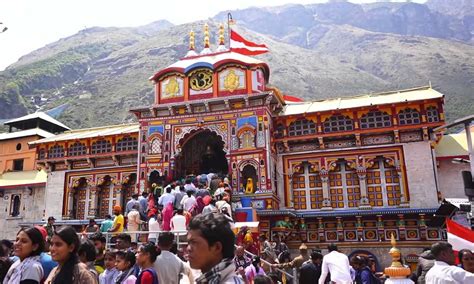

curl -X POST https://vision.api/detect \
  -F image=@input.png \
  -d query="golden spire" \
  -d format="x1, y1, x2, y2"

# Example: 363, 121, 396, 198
189, 30, 195, 50
204, 23, 210, 48
219, 23, 225, 45
384, 234, 411, 279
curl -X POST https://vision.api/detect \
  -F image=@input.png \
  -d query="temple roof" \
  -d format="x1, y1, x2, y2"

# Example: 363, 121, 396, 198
149, 51, 270, 82
29, 123, 139, 145
281, 86, 443, 116
4, 112, 70, 133
0, 128, 55, 141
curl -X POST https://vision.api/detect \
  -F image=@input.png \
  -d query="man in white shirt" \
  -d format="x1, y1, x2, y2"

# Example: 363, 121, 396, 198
426, 241, 474, 283
319, 244, 352, 284
171, 208, 187, 233
181, 191, 196, 212
158, 186, 175, 207
154, 232, 185, 284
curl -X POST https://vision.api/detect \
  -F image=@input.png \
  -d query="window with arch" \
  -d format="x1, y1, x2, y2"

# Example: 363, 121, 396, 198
291, 163, 323, 210
68, 141, 87, 156
398, 108, 420, 125
426, 106, 439, 123
360, 111, 392, 129
240, 131, 255, 149
117, 136, 138, 152
10, 194, 21, 217
149, 138, 162, 154
328, 162, 361, 208
48, 145, 64, 159
366, 158, 401, 207
323, 115, 354, 133
91, 139, 112, 154
38, 149, 46, 160
274, 124, 285, 138
288, 119, 316, 136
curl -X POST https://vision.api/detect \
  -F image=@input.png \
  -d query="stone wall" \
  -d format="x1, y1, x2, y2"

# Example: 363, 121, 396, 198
44, 170, 66, 219
437, 159, 470, 199
403, 141, 439, 208
0, 185, 46, 240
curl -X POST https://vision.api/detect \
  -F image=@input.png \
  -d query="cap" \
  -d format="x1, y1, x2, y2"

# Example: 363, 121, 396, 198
299, 243, 308, 250
47, 216, 56, 221
113, 205, 122, 212
203, 195, 212, 205
34, 226, 48, 241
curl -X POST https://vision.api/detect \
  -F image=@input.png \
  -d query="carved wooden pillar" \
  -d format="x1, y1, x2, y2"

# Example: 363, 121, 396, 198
397, 214, 406, 240
320, 169, 332, 210
317, 217, 325, 242
356, 216, 363, 241
357, 166, 371, 209
66, 189, 75, 219
376, 214, 385, 241
88, 186, 99, 218
396, 161, 409, 208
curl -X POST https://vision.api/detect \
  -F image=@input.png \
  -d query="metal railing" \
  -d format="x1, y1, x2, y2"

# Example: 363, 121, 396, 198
80, 229, 188, 250
237, 246, 297, 283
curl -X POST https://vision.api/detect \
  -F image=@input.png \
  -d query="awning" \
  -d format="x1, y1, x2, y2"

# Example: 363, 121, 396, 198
0, 170, 47, 189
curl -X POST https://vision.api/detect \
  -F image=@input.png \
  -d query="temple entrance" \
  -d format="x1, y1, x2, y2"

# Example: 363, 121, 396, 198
175, 130, 228, 178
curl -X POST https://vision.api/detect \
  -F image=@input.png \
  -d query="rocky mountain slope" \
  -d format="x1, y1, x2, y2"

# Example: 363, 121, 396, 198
0, 1, 472, 129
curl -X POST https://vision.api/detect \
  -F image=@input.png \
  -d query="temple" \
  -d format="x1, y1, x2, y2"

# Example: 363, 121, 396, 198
15, 25, 455, 267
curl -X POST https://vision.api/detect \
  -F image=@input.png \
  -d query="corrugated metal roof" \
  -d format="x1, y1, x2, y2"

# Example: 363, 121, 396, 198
29, 123, 139, 145
4, 112, 70, 130
282, 86, 443, 116
0, 170, 47, 188
0, 128, 55, 141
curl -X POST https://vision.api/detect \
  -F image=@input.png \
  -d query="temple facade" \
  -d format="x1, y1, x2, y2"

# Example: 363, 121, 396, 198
26, 26, 453, 268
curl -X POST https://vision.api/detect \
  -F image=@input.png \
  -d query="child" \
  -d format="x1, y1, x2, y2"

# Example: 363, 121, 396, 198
135, 242, 159, 284
115, 251, 137, 284
99, 251, 119, 284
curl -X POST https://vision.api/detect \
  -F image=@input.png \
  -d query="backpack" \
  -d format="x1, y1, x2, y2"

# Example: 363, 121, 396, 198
136, 268, 159, 284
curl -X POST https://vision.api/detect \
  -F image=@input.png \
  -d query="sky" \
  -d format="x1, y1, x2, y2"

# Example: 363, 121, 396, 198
0, 0, 425, 71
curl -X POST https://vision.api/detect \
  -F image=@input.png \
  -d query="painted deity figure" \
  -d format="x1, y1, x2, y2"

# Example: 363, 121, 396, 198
245, 177, 254, 194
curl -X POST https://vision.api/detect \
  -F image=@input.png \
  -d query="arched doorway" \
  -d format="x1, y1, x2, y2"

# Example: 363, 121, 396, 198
241, 164, 258, 193
97, 176, 112, 218
121, 173, 136, 211
72, 177, 88, 220
175, 130, 228, 178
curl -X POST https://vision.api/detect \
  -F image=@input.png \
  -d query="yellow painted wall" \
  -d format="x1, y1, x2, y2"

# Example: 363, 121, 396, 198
0, 136, 40, 173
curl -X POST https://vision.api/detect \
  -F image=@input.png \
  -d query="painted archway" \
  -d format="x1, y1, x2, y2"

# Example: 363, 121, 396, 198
175, 129, 228, 178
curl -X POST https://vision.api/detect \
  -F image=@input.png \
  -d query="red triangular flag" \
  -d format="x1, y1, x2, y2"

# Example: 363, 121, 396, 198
446, 218, 474, 263
230, 30, 268, 56
283, 95, 304, 103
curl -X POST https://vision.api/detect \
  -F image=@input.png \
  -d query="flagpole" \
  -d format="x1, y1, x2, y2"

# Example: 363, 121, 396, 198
227, 13, 233, 48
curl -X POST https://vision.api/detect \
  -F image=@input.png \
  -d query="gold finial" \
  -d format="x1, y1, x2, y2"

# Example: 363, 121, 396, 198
219, 23, 225, 45
189, 30, 195, 50
384, 233, 411, 279
204, 23, 210, 48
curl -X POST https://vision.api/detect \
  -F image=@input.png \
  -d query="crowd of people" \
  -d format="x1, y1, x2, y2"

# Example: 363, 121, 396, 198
0, 174, 473, 283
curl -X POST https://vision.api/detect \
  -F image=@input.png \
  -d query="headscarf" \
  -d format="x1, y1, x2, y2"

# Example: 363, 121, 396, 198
4, 256, 43, 284
195, 196, 205, 214
161, 203, 173, 231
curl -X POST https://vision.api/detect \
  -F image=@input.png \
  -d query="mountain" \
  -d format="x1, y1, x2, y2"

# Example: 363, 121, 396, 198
0, 1, 473, 129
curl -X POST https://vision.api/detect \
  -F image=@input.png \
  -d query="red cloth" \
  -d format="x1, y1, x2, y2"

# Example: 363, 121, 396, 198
162, 203, 173, 231
139, 270, 154, 284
